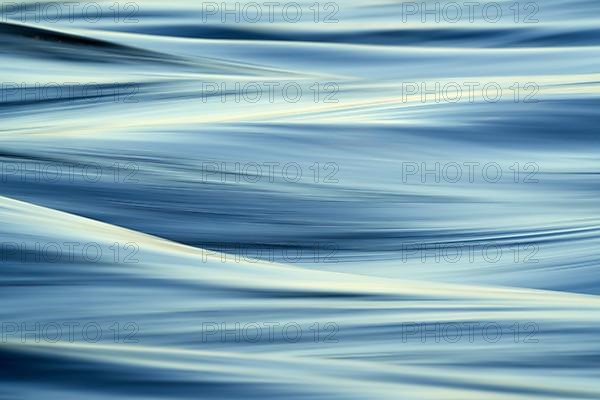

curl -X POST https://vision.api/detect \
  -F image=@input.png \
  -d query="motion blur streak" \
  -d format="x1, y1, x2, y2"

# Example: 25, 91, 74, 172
1, 1, 600, 399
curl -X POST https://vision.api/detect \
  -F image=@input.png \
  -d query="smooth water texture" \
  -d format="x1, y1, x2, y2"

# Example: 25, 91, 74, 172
1, 1, 600, 399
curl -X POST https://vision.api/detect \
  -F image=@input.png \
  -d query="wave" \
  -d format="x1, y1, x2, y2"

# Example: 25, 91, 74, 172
1, 1, 600, 398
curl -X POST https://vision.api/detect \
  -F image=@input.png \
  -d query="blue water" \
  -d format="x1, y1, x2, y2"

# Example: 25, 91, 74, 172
1, 1, 600, 399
